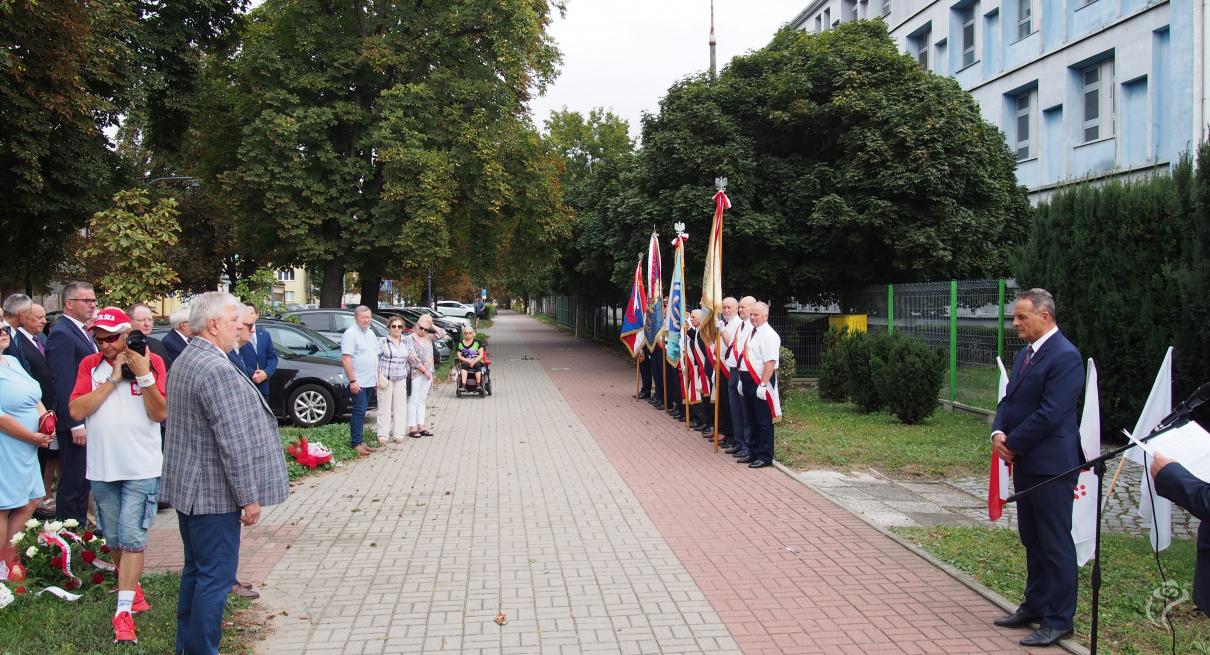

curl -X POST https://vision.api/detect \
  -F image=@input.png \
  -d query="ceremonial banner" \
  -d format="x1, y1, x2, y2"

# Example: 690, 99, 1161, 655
1073, 359, 1100, 566
665, 234, 686, 367
988, 357, 1012, 521
1127, 347, 1174, 551
619, 259, 646, 357
643, 233, 663, 351
699, 190, 729, 349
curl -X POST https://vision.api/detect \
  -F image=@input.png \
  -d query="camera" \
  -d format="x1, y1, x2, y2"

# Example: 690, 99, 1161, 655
121, 330, 147, 380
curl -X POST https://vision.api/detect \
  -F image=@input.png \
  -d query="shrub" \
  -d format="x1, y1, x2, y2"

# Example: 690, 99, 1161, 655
817, 327, 849, 402
845, 330, 893, 413
777, 346, 797, 399
874, 333, 945, 424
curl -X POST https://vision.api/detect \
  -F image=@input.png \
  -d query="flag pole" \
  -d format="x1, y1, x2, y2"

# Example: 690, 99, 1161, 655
685, 366, 691, 431
713, 334, 721, 452
635, 357, 640, 401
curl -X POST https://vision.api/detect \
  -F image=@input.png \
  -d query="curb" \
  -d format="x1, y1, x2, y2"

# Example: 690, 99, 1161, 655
771, 459, 1091, 655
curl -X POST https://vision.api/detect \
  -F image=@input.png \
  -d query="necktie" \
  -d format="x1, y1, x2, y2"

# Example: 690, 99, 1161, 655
1023, 345, 1035, 370
33, 334, 44, 355
251, 331, 257, 351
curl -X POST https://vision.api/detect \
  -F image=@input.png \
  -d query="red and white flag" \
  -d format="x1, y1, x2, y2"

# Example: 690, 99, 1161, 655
1127, 347, 1175, 551
1072, 359, 1100, 566
988, 357, 1012, 521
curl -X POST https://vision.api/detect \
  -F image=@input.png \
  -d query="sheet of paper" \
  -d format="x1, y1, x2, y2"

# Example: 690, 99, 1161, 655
1127, 422, 1210, 482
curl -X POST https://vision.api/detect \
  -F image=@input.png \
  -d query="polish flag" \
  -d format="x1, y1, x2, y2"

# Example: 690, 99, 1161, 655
1072, 359, 1100, 565
989, 357, 1012, 521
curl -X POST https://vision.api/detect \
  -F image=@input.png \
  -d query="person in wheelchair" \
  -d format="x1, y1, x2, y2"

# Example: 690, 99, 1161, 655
456, 327, 488, 392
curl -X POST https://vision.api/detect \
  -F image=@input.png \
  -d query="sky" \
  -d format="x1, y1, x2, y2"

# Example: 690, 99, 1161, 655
528, 1, 810, 140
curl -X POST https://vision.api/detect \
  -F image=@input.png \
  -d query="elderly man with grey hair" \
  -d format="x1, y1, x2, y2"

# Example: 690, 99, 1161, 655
162, 291, 288, 655
738, 301, 781, 469
341, 305, 380, 457
2, 293, 32, 370
162, 308, 191, 365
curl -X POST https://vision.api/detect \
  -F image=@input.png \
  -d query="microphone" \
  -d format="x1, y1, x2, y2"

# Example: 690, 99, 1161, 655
1152, 382, 1210, 433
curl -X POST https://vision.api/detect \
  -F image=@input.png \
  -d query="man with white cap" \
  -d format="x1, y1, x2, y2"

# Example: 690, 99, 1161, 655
68, 306, 167, 643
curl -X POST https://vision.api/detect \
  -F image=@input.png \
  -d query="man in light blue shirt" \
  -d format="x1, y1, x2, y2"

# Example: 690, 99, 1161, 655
341, 306, 380, 456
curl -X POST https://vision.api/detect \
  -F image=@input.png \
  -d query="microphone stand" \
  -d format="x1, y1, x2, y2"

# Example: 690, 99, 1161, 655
1005, 414, 1198, 655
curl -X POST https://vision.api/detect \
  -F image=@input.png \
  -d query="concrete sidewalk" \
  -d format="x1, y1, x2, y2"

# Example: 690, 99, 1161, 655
145, 311, 1058, 653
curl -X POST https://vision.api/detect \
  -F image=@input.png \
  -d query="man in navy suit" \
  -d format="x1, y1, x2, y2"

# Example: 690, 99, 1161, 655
991, 288, 1084, 647
13, 301, 57, 513
1151, 453, 1210, 614
162, 308, 190, 366
2, 293, 31, 372
238, 305, 277, 399
46, 281, 99, 523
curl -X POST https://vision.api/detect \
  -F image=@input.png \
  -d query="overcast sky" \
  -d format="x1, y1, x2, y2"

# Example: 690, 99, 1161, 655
528, 1, 809, 140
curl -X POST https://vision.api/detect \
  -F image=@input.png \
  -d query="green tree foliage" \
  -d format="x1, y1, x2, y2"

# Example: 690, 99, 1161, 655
81, 188, 181, 307
212, 0, 567, 308
588, 21, 1028, 303
1015, 152, 1210, 434
873, 333, 945, 424
843, 330, 894, 413
232, 266, 277, 317
817, 327, 850, 402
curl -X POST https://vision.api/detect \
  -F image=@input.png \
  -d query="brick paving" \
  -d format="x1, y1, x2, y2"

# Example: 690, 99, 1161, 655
143, 312, 1062, 654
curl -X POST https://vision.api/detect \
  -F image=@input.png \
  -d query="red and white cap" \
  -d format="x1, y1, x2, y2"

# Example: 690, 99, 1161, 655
91, 307, 132, 333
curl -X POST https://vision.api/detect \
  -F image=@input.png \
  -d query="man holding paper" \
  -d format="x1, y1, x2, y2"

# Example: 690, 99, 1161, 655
1151, 452, 1210, 614
990, 288, 1085, 647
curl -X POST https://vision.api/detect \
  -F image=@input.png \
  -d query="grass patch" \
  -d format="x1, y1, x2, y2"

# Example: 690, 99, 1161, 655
279, 423, 381, 481
951, 366, 1000, 412
0, 572, 258, 654
899, 526, 1210, 654
776, 391, 992, 480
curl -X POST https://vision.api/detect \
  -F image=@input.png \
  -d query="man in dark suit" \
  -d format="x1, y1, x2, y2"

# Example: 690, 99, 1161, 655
238, 305, 277, 399
14, 301, 57, 515
1151, 453, 1210, 614
991, 288, 1085, 647
128, 303, 171, 366
162, 308, 191, 366
46, 281, 99, 524
2, 293, 31, 372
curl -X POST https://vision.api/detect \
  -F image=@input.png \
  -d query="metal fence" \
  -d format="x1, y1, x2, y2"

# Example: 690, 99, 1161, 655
537, 279, 1024, 411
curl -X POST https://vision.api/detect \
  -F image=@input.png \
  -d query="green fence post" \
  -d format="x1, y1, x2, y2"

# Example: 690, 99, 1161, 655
886, 284, 894, 335
997, 278, 1006, 363
949, 279, 958, 403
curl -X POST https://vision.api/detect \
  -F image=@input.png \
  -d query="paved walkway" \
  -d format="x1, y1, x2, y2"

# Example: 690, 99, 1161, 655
146, 312, 1058, 654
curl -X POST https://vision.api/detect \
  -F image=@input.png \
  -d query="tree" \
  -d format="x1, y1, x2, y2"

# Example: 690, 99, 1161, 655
81, 188, 182, 307
621, 21, 1028, 304
215, 0, 565, 309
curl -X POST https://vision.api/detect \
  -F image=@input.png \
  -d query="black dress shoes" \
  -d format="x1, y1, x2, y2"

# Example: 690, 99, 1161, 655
993, 610, 1041, 629
731, 450, 750, 459
637, 391, 651, 400
748, 459, 771, 468
1019, 626, 1073, 647
670, 412, 685, 421
736, 455, 756, 464
719, 439, 735, 448
724, 445, 743, 454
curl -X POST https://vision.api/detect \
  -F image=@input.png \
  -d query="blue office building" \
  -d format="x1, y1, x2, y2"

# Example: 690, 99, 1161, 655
791, 0, 1208, 199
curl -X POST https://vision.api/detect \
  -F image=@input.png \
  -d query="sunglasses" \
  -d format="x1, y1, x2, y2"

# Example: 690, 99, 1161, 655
94, 333, 122, 344
389, 324, 404, 329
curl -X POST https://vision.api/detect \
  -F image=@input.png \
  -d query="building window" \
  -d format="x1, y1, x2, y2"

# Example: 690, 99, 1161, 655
1017, 0, 1032, 39
824, 8, 831, 28
881, 0, 892, 16
961, 6, 977, 68
1014, 91, 1035, 160
1081, 61, 1113, 142
910, 27, 931, 70
816, 14, 823, 33
277, 269, 296, 282
284, 291, 296, 302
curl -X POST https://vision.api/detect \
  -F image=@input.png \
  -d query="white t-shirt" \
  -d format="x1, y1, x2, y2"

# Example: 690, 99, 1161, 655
70, 353, 166, 482
743, 323, 781, 381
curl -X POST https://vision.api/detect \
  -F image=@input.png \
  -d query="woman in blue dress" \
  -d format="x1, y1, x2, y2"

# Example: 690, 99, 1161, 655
0, 328, 53, 566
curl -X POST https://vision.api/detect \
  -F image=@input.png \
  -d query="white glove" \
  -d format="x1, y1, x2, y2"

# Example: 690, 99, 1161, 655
756, 384, 768, 400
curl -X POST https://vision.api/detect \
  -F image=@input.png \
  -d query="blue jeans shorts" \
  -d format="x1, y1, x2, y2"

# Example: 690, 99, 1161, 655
91, 477, 159, 552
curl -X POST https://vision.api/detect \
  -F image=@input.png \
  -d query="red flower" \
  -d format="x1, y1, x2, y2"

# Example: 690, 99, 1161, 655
8, 563, 25, 581
64, 578, 80, 590
83, 531, 94, 541
50, 555, 63, 569
100, 545, 110, 554
91, 572, 105, 585
81, 550, 96, 564
14, 585, 27, 595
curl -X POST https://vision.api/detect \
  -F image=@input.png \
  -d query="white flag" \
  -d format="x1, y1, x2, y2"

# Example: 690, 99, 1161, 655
988, 358, 1012, 521
1127, 347, 1174, 551
1072, 359, 1100, 566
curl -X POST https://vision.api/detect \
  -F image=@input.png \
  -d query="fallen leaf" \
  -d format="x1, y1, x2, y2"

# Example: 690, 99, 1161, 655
495, 612, 508, 625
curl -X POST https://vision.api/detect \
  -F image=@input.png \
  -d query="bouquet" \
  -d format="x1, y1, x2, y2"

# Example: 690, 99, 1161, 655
286, 436, 333, 469
4, 518, 113, 601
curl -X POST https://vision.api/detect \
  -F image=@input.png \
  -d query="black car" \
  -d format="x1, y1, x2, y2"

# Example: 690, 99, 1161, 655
153, 321, 358, 428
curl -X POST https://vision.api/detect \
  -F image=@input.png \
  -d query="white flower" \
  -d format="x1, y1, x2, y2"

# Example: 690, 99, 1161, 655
63, 519, 79, 529
46, 521, 62, 533
24, 547, 36, 558
7, 533, 22, 546
0, 584, 12, 610
88, 535, 98, 543
24, 519, 39, 529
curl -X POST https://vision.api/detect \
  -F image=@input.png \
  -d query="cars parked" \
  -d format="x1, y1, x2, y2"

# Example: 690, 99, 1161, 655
152, 319, 359, 428
282, 308, 449, 361
402, 306, 470, 330
435, 300, 476, 320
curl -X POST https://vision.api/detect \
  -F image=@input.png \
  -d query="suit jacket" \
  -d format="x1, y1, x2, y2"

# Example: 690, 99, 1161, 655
3, 324, 28, 372
239, 327, 277, 396
228, 349, 252, 377
1155, 462, 1210, 613
162, 338, 289, 515
162, 329, 188, 365
46, 317, 97, 433
15, 329, 54, 409
145, 335, 171, 370
993, 330, 1084, 475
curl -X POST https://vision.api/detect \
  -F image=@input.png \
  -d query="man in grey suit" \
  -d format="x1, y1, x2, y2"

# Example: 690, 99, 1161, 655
161, 292, 288, 655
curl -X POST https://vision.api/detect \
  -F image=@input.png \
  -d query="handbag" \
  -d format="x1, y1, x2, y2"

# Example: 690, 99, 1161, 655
38, 410, 56, 435
377, 371, 390, 391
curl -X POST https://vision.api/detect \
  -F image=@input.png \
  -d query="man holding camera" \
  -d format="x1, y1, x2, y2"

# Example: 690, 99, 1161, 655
68, 307, 167, 644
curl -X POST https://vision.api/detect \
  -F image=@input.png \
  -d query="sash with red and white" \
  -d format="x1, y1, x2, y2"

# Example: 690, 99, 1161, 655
741, 331, 782, 423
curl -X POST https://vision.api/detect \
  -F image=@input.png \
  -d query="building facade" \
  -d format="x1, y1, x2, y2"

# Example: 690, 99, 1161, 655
791, 0, 1207, 199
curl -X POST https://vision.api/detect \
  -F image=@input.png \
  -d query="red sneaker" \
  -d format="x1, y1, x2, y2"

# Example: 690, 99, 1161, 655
113, 610, 137, 644
131, 583, 150, 613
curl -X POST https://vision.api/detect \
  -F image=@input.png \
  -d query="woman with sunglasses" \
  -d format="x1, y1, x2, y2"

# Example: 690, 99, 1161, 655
0, 327, 53, 567
377, 319, 411, 443
404, 314, 438, 439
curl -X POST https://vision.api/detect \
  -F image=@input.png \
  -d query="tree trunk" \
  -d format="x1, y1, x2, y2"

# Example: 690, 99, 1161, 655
320, 258, 345, 307
358, 265, 382, 313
